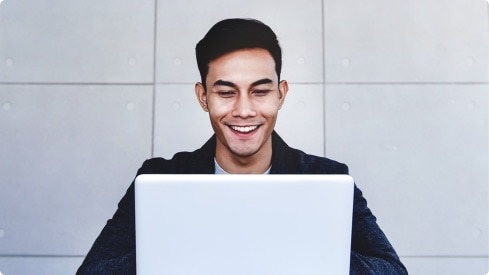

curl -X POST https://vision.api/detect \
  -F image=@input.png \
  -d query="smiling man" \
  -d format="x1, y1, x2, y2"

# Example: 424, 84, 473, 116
78, 18, 407, 274
195, 48, 288, 174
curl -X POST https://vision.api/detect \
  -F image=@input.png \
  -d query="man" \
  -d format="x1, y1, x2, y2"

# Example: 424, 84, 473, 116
78, 18, 407, 274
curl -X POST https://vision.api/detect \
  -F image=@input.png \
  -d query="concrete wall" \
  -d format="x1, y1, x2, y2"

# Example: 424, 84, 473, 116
0, 0, 487, 274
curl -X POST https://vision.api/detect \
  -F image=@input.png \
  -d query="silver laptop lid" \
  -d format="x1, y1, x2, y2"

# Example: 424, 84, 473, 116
135, 174, 354, 275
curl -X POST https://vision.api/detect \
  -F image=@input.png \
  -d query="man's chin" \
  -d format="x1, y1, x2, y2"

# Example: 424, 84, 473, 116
227, 144, 261, 159
229, 148, 258, 159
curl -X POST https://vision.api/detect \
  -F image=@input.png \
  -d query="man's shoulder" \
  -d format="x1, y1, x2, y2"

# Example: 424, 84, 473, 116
271, 132, 349, 174
137, 151, 201, 174
290, 147, 349, 174
137, 140, 215, 174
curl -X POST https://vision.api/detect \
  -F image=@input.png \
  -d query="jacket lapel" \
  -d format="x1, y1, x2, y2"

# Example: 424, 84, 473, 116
270, 131, 301, 174
181, 135, 216, 174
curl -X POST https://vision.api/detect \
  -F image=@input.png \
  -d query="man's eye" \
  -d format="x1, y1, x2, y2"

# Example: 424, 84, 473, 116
217, 91, 235, 97
253, 90, 271, 96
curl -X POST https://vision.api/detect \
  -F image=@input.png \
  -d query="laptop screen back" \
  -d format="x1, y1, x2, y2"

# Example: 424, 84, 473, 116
135, 174, 354, 275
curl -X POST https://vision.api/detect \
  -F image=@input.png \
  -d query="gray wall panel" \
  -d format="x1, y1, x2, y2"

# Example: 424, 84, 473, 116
0, 256, 83, 275
401, 257, 488, 275
155, 0, 323, 84
275, 84, 325, 157
324, 0, 489, 83
0, 85, 153, 255
0, 0, 487, 273
325, 84, 488, 256
0, 0, 155, 83
153, 84, 213, 158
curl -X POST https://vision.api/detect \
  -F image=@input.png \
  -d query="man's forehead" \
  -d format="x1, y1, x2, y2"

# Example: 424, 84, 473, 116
208, 49, 275, 67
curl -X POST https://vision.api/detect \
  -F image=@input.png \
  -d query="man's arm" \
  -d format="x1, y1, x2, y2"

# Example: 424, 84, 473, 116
76, 182, 137, 274
349, 186, 408, 274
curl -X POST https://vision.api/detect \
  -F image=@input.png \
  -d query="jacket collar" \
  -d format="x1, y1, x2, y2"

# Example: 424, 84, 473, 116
270, 132, 301, 174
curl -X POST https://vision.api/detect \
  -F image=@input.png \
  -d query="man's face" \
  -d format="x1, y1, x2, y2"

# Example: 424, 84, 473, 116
195, 48, 288, 162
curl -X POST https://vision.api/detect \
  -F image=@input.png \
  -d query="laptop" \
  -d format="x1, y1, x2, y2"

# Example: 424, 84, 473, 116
135, 174, 354, 275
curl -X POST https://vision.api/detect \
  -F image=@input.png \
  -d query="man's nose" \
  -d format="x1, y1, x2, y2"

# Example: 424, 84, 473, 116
232, 94, 257, 118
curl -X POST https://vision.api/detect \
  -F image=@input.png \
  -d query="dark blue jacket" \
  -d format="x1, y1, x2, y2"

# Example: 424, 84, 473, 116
78, 132, 407, 274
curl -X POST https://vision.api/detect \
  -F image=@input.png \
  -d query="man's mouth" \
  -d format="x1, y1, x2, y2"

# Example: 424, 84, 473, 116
230, 125, 259, 133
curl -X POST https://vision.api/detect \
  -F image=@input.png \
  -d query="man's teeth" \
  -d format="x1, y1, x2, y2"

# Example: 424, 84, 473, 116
231, 125, 258, 133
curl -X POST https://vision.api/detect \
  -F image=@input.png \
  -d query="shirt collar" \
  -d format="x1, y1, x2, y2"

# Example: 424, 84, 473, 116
214, 158, 271, 174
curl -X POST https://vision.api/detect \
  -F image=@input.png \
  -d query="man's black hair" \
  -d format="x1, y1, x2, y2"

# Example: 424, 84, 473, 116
195, 18, 282, 86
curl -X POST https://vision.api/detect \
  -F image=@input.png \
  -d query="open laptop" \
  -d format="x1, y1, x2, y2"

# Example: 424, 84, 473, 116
135, 174, 354, 275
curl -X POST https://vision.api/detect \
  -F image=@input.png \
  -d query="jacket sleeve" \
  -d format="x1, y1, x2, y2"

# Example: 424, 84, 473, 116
76, 159, 163, 274
349, 185, 408, 274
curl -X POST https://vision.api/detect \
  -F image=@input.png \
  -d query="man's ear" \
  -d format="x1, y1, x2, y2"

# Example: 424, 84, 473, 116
195, 82, 209, 112
278, 80, 289, 110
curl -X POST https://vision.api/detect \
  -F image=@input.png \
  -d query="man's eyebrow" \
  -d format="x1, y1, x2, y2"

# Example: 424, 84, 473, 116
212, 78, 274, 89
251, 78, 273, 86
213, 80, 237, 88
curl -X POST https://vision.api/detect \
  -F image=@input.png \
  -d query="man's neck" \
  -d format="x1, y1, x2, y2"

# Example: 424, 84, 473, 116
215, 140, 272, 174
